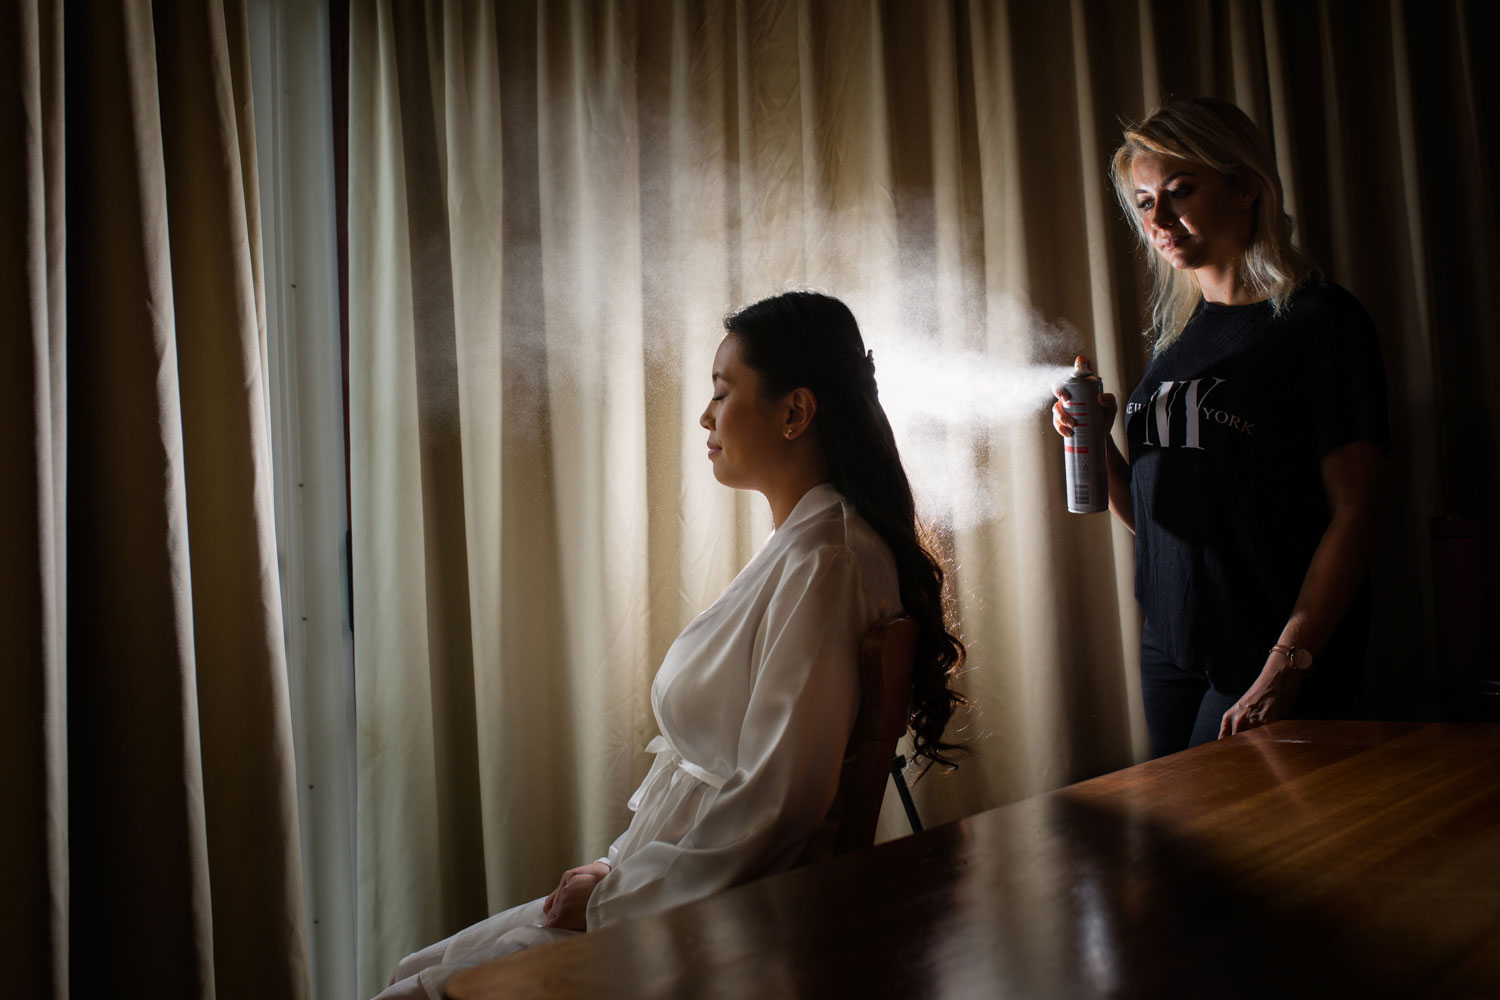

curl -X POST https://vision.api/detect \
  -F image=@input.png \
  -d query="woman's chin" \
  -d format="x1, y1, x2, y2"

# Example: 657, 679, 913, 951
1161, 245, 1217, 273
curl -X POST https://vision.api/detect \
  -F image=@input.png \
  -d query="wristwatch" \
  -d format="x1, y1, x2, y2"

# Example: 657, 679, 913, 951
1272, 643, 1313, 671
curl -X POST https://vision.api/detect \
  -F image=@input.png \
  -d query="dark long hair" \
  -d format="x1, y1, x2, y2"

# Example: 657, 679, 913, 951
725, 290, 967, 771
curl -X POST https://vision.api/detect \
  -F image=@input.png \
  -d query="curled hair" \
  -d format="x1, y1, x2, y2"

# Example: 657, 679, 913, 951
1109, 97, 1320, 353
724, 291, 967, 772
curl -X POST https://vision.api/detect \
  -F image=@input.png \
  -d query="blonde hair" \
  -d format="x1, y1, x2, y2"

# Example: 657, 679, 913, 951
1109, 98, 1319, 354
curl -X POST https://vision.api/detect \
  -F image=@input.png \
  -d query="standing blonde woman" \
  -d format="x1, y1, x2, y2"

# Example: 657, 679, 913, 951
1054, 98, 1388, 757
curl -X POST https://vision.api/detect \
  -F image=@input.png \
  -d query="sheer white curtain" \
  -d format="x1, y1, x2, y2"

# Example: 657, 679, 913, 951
249, 2, 356, 999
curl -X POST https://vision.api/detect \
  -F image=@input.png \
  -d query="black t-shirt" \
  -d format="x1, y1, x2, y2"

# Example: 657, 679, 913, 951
1124, 282, 1389, 694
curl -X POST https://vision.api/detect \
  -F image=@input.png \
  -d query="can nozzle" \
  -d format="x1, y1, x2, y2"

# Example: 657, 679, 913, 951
1073, 355, 1095, 377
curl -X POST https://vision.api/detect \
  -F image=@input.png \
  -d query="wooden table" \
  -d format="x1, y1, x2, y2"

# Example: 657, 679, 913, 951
449, 721, 1500, 998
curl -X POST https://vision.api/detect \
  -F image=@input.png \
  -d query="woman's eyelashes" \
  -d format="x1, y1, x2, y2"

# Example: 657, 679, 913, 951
1138, 186, 1193, 212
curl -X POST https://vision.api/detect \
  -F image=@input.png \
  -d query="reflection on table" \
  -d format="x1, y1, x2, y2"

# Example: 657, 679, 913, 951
449, 721, 1500, 999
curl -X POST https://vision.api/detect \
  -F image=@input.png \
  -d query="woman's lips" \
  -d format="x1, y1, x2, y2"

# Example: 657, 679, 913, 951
707, 442, 721, 458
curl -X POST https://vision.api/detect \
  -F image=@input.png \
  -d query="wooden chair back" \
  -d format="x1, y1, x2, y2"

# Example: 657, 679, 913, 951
831, 616, 919, 855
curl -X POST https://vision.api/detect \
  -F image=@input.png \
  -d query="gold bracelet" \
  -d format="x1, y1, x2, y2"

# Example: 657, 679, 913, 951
1271, 643, 1312, 671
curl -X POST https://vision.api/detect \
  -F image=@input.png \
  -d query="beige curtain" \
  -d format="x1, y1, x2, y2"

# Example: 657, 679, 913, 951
0, 1, 310, 997
349, 0, 1496, 992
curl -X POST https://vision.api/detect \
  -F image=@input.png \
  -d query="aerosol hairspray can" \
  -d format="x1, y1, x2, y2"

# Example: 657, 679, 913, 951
1062, 357, 1109, 514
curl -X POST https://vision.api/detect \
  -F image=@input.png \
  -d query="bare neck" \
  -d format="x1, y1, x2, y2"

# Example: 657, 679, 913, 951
1197, 263, 1262, 307
763, 453, 832, 530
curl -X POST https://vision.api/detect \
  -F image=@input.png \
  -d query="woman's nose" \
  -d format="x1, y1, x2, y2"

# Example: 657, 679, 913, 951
1146, 201, 1175, 230
700, 405, 712, 430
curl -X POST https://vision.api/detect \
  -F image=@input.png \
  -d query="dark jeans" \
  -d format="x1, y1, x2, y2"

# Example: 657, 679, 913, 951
1140, 612, 1367, 759
1139, 619, 1240, 758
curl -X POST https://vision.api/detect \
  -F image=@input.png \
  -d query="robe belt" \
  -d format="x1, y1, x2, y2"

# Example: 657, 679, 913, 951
631, 734, 727, 811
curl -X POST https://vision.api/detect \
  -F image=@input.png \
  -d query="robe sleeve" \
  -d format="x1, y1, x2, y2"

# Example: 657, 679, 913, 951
585, 543, 870, 928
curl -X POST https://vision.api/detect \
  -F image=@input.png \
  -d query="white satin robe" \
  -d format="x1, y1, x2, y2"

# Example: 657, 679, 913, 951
588, 482, 900, 925
390, 484, 898, 999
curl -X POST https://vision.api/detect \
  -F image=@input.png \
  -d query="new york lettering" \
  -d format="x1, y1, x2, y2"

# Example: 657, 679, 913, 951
1138, 377, 1255, 448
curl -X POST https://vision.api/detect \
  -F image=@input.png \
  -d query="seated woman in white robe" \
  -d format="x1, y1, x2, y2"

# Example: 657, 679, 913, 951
378, 291, 967, 1000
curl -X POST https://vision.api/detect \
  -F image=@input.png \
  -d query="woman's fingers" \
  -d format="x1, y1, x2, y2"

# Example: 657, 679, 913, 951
1218, 706, 1237, 739
1051, 394, 1075, 437
542, 873, 604, 931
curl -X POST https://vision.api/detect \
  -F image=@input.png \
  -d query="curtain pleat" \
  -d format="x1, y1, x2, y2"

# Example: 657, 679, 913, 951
64, 2, 218, 992
2, 0, 310, 996
350, 1, 1499, 992
0, 0, 67, 994
388, 0, 490, 933
152, 1, 308, 993
351, 0, 438, 969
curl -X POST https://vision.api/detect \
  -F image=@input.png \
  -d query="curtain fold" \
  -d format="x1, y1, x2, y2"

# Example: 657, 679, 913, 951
1, 0, 67, 995
349, 0, 1496, 993
1, 1, 310, 997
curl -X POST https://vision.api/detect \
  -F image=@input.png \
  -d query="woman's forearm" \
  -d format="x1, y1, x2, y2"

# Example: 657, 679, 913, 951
1278, 443, 1380, 659
1218, 506, 1376, 738
1106, 437, 1134, 533
1218, 441, 1382, 737
1277, 441, 1384, 659
1277, 506, 1376, 656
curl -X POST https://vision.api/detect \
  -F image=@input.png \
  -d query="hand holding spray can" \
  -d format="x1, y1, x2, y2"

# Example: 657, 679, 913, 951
1061, 356, 1109, 514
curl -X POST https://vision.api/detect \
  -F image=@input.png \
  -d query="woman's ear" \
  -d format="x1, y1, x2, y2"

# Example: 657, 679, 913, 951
1236, 174, 1261, 209
784, 387, 818, 440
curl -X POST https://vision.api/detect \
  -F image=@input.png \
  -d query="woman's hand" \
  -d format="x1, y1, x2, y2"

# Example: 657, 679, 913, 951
541, 861, 611, 931
1052, 356, 1134, 530
1218, 651, 1307, 738
1051, 389, 1119, 436
1050, 359, 1118, 438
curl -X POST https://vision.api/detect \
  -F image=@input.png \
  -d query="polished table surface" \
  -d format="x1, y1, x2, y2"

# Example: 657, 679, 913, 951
449, 721, 1500, 998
